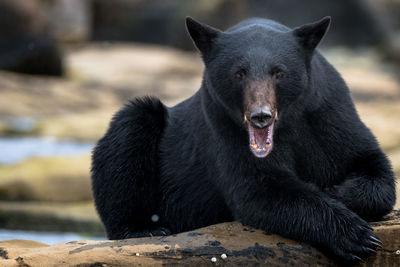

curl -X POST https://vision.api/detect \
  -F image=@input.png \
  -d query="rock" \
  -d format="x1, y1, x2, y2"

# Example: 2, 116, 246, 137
0, 156, 92, 202
0, 201, 104, 236
0, 117, 40, 136
91, 0, 387, 49
0, 0, 63, 76
0, 211, 399, 267
43, 0, 92, 43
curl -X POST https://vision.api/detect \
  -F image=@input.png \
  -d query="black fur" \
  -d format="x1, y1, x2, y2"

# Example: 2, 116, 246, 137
91, 17, 396, 264
91, 97, 168, 239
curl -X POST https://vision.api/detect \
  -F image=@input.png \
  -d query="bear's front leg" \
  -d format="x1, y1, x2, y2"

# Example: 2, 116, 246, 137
329, 149, 396, 221
226, 168, 382, 265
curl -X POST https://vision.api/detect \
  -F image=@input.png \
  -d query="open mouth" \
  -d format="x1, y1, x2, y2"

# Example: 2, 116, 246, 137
248, 122, 275, 158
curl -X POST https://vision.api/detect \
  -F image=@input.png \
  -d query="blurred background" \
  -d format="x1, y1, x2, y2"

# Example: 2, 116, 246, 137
0, 0, 399, 245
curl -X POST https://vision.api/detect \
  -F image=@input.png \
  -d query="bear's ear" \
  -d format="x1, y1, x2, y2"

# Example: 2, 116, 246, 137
293, 16, 331, 51
186, 17, 221, 56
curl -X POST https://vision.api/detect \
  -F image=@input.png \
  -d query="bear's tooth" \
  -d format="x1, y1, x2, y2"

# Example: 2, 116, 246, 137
266, 143, 271, 147
252, 143, 257, 148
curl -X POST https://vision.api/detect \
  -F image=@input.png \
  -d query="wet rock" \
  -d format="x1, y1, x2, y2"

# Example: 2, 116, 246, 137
1, 117, 39, 136
0, 0, 63, 76
0, 201, 104, 235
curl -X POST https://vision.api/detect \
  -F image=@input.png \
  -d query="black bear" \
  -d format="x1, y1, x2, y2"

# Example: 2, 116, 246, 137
91, 17, 396, 264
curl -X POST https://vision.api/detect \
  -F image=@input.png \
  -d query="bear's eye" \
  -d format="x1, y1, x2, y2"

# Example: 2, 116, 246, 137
235, 69, 246, 80
271, 68, 284, 80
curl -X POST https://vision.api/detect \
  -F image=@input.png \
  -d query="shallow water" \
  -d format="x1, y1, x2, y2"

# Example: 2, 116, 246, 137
0, 229, 105, 245
0, 137, 94, 165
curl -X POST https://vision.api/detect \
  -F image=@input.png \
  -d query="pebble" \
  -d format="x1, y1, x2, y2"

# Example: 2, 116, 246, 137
211, 257, 217, 263
221, 253, 227, 259
135, 253, 140, 256
395, 250, 400, 255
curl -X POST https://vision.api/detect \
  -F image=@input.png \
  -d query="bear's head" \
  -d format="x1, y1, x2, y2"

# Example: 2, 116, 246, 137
186, 17, 330, 158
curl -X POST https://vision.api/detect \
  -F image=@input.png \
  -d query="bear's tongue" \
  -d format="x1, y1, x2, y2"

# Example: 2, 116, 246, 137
253, 128, 269, 147
248, 123, 274, 158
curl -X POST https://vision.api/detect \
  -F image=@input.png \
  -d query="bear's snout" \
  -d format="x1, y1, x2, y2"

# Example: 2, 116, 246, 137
249, 106, 273, 129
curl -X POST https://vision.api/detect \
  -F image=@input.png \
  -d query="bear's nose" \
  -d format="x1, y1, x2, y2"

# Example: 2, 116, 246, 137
249, 106, 273, 129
